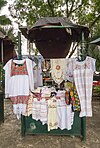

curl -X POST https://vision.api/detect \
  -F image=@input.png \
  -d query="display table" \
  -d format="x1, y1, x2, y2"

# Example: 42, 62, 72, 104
21, 112, 86, 140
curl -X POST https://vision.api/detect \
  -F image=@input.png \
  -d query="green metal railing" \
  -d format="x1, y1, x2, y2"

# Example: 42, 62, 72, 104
0, 40, 4, 124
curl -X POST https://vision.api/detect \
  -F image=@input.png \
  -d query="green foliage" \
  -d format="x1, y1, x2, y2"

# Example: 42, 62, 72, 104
0, 15, 11, 25
0, 0, 7, 10
0, 0, 17, 44
10, 0, 90, 26
0, 0, 11, 26
10, 0, 100, 33
9, 0, 100, 70
88, 44, 100, 71
93, 85, 100, 94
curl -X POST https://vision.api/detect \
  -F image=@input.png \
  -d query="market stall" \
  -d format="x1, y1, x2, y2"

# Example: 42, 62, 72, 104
19, 17, 91, 140
3, 17, 96, 141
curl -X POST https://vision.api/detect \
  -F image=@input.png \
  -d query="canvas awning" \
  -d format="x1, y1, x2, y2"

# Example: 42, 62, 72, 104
20, 17, 89, 58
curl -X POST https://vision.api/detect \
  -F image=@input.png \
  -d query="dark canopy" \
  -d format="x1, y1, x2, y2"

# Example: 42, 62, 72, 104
20, 17, 89, 59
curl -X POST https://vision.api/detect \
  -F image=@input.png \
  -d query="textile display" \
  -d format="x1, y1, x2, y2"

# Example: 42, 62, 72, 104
3, 58, 36, 118
50, 58, 66, 85
66, 56, 96, 117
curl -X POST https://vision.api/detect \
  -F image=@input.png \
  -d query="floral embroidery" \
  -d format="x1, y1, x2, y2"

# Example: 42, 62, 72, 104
11, 96, 29, 104
50, 59, 66, 85
56, 65, 60, 70
74, 57, 91, 70
65, 85, 81, 112
11, 60, 28, 76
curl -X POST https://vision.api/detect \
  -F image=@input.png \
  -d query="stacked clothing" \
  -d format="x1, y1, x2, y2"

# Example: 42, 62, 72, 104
29, 88, 75, 131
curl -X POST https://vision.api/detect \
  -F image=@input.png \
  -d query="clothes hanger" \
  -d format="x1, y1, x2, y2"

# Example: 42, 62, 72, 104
13, 55, 23, 60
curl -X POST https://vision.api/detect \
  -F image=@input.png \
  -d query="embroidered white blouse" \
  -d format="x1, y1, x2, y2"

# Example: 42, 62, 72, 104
3, 58, 36, 98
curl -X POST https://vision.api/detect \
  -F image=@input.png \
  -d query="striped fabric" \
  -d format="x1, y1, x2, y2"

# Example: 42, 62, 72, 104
66, 56, 96, 117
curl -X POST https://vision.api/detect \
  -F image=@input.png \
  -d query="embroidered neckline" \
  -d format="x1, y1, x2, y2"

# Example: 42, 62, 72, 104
75, 56, 88, 64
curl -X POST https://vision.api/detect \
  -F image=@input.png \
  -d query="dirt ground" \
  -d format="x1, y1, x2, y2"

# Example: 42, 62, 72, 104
0, 99, 100, 148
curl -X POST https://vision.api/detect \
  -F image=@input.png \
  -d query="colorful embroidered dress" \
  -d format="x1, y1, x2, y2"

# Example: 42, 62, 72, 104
10, 60, 29, 104
3, 58, 35, 118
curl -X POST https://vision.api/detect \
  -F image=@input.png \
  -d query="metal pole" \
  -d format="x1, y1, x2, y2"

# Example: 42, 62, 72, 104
81, 31, 86, 61
81, 31, 86, 141
18, 31, 22, 59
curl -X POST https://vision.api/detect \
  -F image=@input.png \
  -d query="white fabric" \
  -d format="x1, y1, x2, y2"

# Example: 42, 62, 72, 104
13, 103, 26, 119
32, 98, 41, 121
66, 56, 96, 117
3, 59, 12, 98
57, 98, 74, 130
47, 97, 58, 131
3, 58, 36, 98
66, 58, 74, 82
34, 60, 43, 88
41, 86, 51, 97
50, 58, 66, 85
32, 98, 48, 125
40, 99, 48, 125
56, 90, 66, 98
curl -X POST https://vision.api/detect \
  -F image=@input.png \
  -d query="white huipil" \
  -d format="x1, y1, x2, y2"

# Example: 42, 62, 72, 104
3, 58, 36, 118
57, 98, 74, 130
66, 56, 96, 117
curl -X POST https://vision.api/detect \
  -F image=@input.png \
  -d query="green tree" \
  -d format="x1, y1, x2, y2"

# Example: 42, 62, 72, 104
0, 0, 11, 25
9, 0, 99, 28
9, 0, 87, 26
9, 0, 100, 69
0, 0, 18, 44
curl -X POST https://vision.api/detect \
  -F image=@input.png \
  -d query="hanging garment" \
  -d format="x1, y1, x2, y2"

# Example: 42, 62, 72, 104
70, 88, 81, 112
33, 59, 43, 88
66, 56, 96, 117
32, 97, 48, 125
40, 98, 48, 125
57, 98, 74, 130
3, 58, 36, 118
66, 58, 74, 82
32, 98, 41, 121
47, 97, 58, 131
50, 58, 66, 85
23, 93, 33, 116
3, 58, 35, 98
65, 82, 81, 112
